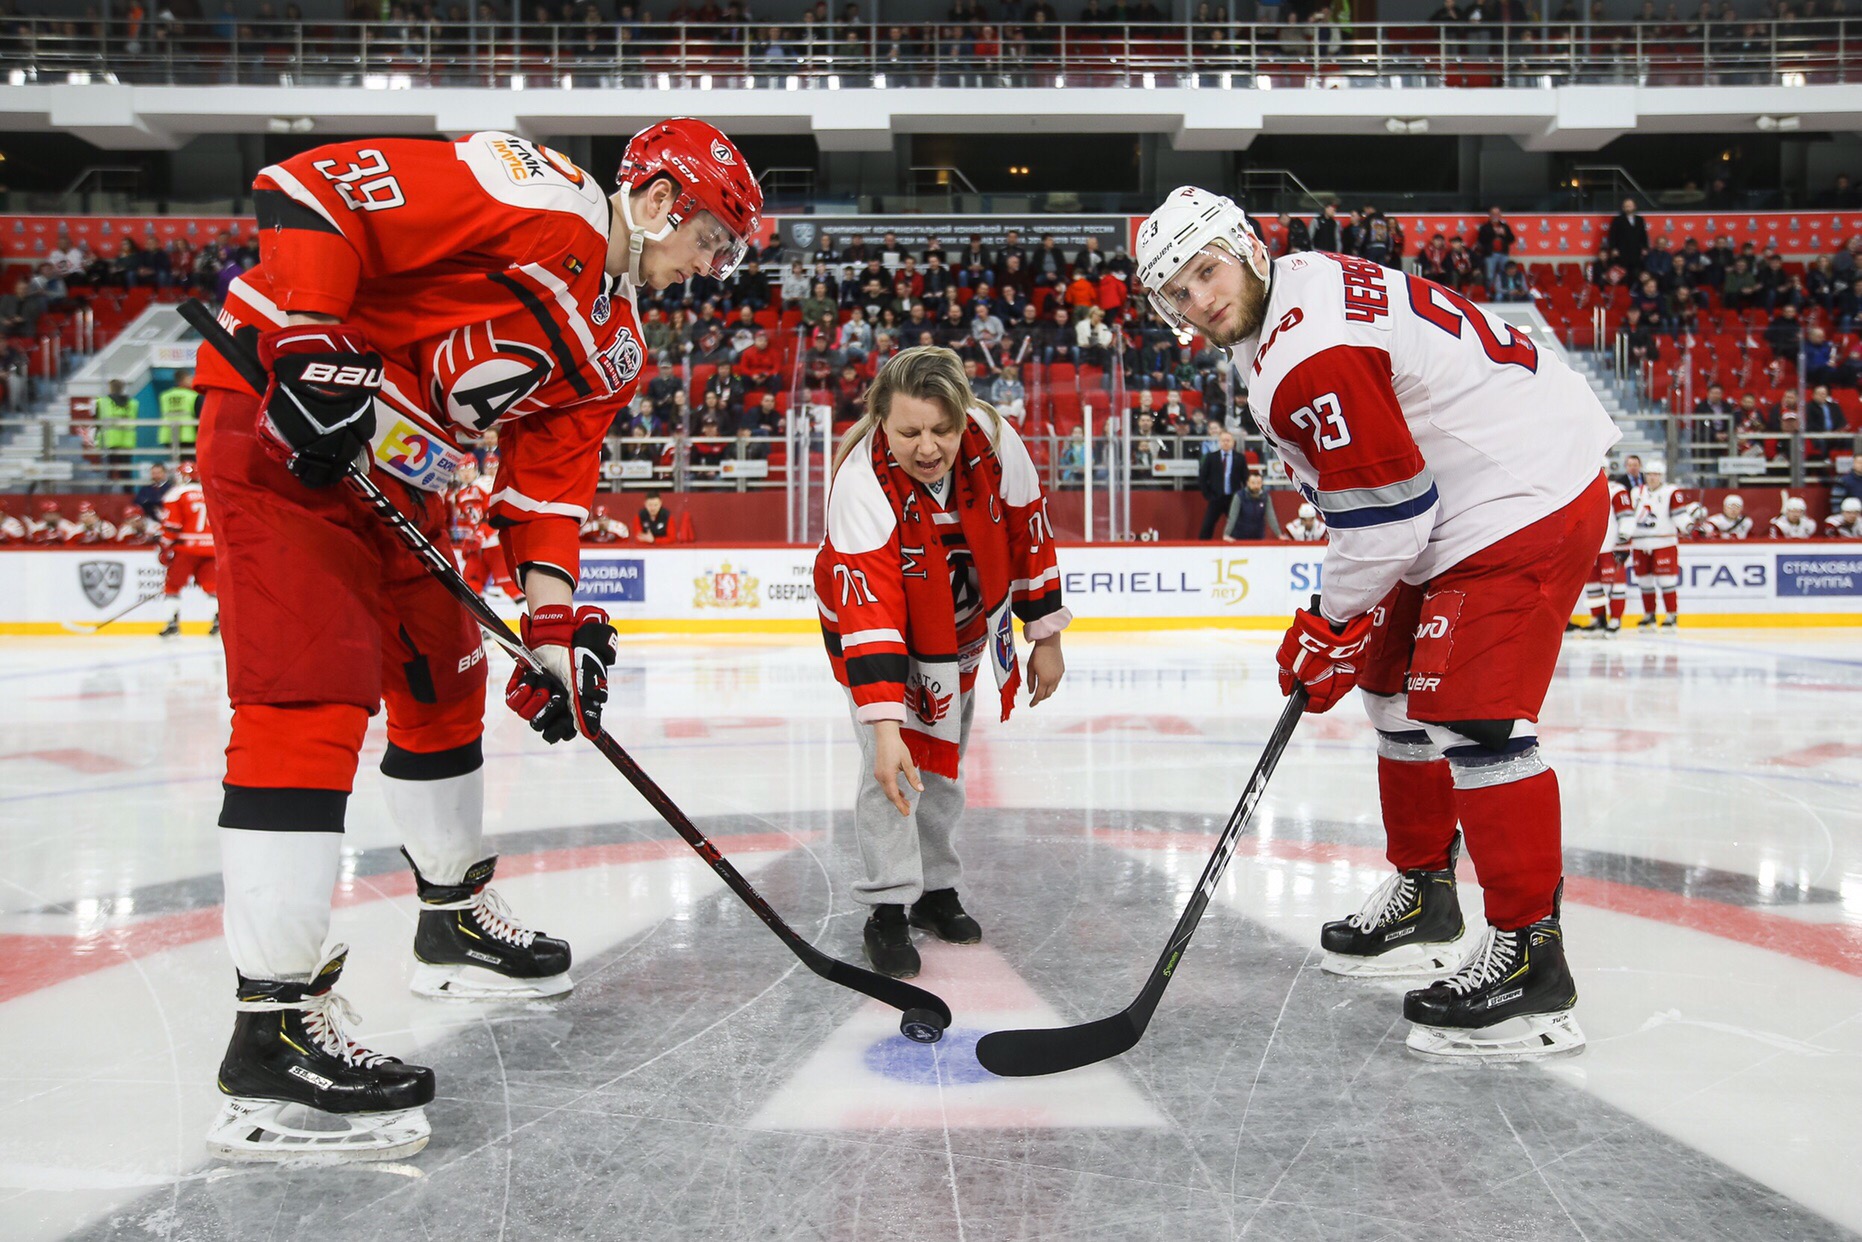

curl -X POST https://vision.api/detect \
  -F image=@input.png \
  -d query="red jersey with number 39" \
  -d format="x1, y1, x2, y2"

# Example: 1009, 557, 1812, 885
1231, 252, 1619, 621
195, 132, 645, 587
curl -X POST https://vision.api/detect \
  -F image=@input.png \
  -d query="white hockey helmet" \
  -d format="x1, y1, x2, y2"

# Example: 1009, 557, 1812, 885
1785, 497, 1808, 513
1844, 498, 1862, 514
1297, 503, 1317, 520
1643, 458, 1666, 477
1723, 493, 1743, 511
1136, 186, 1271, 335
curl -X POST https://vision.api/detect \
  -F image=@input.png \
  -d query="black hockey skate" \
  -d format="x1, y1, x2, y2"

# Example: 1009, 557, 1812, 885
1402, 881, 1584, 1062
209, 613, 220, 637
159, 616, 180, 638
1660, 616, 1678, 628
1637, 615, 1659, 629
207, 946, 434, 1162
909, 888, 982, 944
1320, 833, 1466, 979
409, 852, 572, 1001
863, 904, 921, 979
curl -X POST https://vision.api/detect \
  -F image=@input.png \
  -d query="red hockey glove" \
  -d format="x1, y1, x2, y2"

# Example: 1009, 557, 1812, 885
256, 324, 382, 489
1276, 604, 1375, 714
157, 540, 178, 565
505, 604, 618, 743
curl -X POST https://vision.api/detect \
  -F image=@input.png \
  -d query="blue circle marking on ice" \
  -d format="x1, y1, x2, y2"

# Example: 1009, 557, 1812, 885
865, 1029, 993, 1085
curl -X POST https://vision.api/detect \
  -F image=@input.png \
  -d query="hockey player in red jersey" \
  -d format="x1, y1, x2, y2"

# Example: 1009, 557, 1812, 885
158, 461, 219, 637
191, 119, 761, 1161
1137, 188, 1619, 1061
1622, 459, 1703, 628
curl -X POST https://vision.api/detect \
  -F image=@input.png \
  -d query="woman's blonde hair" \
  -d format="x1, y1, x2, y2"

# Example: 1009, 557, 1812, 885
830, 344, 1002, 475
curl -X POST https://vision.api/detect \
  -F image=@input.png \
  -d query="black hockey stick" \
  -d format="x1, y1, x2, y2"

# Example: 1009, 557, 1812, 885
179, 299, 953, 1041
974, 687, 1307, 1076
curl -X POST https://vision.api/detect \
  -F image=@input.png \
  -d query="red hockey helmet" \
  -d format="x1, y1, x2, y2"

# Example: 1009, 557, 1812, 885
38, 500, 59, 516
616, 118, 762, 282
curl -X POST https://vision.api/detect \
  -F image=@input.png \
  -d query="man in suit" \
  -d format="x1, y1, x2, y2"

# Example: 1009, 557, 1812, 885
1607, 199, 1650, 278
1615, 453, 1645, 491
1198, 429, 1247, 540
1803, 384, 1850, 462
1690, 383, 1734, 447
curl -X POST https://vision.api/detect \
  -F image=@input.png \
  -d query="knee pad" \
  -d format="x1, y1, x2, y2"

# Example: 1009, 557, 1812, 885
1421, 719, 1548, 790
1657, 573, 1680, 590
1364, 691, 1441, 763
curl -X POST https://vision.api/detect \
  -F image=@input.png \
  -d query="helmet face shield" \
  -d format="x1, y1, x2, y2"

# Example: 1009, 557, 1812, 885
1147, 243, 1243, 337
686, 208, 750, 280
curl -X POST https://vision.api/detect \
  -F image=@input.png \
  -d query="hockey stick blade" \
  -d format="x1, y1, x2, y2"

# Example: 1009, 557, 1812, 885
974, 689, 1307, 1078
179, 298, 953, 1033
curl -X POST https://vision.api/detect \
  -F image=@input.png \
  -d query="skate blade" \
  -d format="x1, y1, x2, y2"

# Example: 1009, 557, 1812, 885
206, 1099, 430, 1164
411, 962, 572, 1002
1405, 1011, 1586, 1063
1320, 941, 1465, 980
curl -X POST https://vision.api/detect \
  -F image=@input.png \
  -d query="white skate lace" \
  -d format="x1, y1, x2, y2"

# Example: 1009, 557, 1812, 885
235, 989, 394, 1068
1440, 927, 1520, 996
467, 887, 538, 949
1345, 872, 1417, 933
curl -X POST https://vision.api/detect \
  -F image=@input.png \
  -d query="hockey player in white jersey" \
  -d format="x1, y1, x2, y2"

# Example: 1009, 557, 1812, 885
1137, 187, 1619, 1061
1574, 469, 1632, 635
1771, 497, 1817, 538
1826, 497, 1862, 539
1285, 503, 1327, 542
1622, 460, 1703, 628
1696, 494, 1753, 540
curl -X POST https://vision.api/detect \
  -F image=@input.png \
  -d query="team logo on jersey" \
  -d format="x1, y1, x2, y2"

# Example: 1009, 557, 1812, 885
590, 293, 611, 326
78, 560, 124, 608
595, 326, 644, 394
992, 609, 1015, 676
537, 143, 586, 186
693, 563, 760, 609
432, 334, 553, 432
710, 138, 735, 165
906, 675, 953, 726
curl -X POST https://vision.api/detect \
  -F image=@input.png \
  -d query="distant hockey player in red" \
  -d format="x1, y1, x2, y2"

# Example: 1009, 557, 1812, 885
159, 460, 219, 637
815, 346, 1070, 979
191, 120, 761, 1160
1137, 188, 1618, 1061
1622, 459, 1703, 628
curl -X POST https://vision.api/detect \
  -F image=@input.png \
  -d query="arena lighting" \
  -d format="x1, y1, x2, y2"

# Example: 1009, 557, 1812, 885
560, 74, 573, 89
265, 117, 316, 134
1779, 71, 1807, 86
1143, 72, 1157, 88
874, 72, 888, 88
786, 74, 800, 90
658, 72, 672, 89
1054, 73, 1066, 86
698, 73, 713, 90
1755, 113, 1801, 131
828, 74, 841, 89
1385, 117, 1429, 134
7, 69, 25, 85
1220, 71, 1233, 88
509, 73, 525, 90
1257, 73, 1273, 89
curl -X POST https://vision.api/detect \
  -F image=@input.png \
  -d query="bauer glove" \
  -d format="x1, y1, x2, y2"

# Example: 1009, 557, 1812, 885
506, 604, 618, 743
256, 324, 382, 489
1276, 601, 1374, 714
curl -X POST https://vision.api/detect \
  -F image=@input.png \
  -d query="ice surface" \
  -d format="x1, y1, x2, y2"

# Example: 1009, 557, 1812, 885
2, 629, 1860, 1240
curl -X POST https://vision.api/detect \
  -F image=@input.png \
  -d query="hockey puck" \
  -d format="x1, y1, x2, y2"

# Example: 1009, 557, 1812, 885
899, 1008, 946, 1044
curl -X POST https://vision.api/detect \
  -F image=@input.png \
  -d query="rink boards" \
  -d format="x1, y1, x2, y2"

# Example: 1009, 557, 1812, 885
3, 541, 1859, 633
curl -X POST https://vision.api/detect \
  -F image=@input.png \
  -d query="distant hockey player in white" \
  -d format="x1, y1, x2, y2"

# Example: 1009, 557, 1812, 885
1622, 459, 1703, 628
1696, 494, 1752, 540
1136, 187, 1619, 1061
1771, 497, 1818, 539
1284, 502, 1327, 541
1825, 497, 1862, 539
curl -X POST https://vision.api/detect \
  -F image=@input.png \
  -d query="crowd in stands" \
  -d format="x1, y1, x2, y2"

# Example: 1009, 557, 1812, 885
4, 0, 1858, 89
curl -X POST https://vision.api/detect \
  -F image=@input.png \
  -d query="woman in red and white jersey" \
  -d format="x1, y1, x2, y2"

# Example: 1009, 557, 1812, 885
814, 347, 1070, 980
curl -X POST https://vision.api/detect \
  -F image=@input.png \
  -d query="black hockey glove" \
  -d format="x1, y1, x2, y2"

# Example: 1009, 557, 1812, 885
256, 324, 382, 489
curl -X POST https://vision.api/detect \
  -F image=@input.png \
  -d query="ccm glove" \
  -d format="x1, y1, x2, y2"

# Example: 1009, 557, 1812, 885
1275, 603, 1375, 714
505, 604, 618, 743
256, 324, 382, 489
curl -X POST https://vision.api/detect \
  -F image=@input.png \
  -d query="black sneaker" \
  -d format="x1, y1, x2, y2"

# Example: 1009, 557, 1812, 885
1320, 833, 1466, 978
863, 904, 921, 979
909, 888, 982, 944
1402, 881, 1585, 1062
409, 852, 572, 1000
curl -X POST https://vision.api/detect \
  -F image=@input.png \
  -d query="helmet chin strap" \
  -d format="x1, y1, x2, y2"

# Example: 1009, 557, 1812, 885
617, 186, 678, 286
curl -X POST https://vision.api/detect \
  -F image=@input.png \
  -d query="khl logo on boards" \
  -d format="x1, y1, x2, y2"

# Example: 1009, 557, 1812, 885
79, 560, 125, 608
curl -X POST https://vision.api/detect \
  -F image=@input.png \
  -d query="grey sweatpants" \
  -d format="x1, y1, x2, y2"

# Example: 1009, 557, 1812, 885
846, 686, 976, 908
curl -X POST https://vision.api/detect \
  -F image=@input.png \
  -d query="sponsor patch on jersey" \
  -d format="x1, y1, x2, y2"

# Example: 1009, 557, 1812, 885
537, 142, 586, 186
564, 254, 584, 276
488, 135, 552, 184
1410, 590, 1463, 677
590, 292, 611, 326
371, 416, 467, 493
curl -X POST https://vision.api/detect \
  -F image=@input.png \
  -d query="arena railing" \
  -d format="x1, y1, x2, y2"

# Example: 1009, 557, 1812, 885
2, 18, 1855, 90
